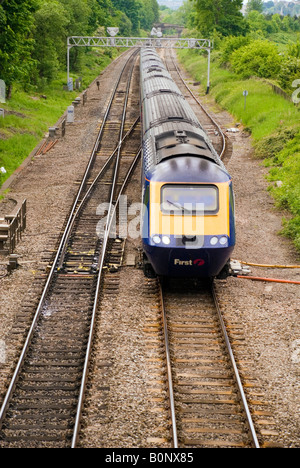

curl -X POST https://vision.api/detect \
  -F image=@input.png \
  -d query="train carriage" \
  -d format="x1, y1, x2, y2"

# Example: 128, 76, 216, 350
140, 49, 235, 278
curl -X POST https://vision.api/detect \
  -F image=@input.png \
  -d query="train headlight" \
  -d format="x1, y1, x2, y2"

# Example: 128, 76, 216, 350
162, 236, 171, 245
219, 236, 228, 245
210, 236, 218, 246
152, 235, 161, 245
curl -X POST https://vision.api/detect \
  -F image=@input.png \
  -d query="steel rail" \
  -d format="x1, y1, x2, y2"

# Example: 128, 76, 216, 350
168, 50, 226, 159
71, 148, 142, 448
159, 279, 261, 449
57, 49, 139, 269
166, 51, 259, 447
57, 116, 140, 270
70, 54, 139, 447
211, 282, 261, 448
158, 280, 179, 448
0, 49, 139, 430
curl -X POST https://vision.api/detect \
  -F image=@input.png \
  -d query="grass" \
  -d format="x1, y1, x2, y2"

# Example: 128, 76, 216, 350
0, 48, 120, 188
177, 49, 300, 253
0, 82, 77, 188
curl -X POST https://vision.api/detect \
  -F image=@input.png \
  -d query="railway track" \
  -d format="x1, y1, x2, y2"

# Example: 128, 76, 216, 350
152, 51, 278, 449
159, 278, 263, 448
0, 49, 141, 448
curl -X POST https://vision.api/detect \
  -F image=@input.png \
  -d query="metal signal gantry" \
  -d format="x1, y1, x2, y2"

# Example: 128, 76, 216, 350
67, 36, 212, 93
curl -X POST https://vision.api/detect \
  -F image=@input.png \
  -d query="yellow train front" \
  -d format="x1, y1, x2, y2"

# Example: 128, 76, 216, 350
140, 49, 235, 278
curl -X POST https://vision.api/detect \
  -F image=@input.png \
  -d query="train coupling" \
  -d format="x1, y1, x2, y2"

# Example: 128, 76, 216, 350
229, 259, 251, 277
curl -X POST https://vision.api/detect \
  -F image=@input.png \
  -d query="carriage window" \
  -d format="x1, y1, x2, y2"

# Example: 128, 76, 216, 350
161, 184, 219, 215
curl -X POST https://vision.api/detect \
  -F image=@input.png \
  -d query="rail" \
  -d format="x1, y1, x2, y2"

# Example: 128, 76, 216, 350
159, 279, 261, 448
71, 52, 139, 446
0, 50, 140, 448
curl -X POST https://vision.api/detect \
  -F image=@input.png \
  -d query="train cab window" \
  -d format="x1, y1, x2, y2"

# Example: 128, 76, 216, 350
161, 184, 219, 215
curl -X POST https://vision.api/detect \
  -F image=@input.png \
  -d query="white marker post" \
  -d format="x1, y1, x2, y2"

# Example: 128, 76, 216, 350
67, 105, 75, 123
243, 90, 248, 110
0, 80, 5, 104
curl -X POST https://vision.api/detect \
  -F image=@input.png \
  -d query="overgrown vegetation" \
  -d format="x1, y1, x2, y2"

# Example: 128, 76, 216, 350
0, 0, 159, 187
0, 0, 159, 95
172, 1, 300, 252
0, 49, 119, 188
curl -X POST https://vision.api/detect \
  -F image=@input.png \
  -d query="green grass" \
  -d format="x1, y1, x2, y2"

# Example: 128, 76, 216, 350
178, 49, 300, 253
0, 82, 77, 187
178, 50, 300, 140
0, 49, 119, 188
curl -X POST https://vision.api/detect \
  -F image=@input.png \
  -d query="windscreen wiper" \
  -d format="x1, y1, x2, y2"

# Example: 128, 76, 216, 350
166, 199, 192, 214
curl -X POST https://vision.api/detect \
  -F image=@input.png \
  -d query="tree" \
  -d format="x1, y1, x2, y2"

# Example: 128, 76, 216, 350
246, 10, 268, 36
0, 0, 38, 97
59, 0, 97, 72
192, 0, 248, 37
111, 0, 141, 34
246, 0, 263, 14
33, 1, 69, 82
139, 0, 159, 31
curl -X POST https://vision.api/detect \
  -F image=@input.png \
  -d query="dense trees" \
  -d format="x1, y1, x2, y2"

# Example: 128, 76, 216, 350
0, 0, 38, 97
139, 0, 159, 31
230, 39, 282, 78
192, 0, 247, 37
186, 0, 300, 91
246, 0, 264, 14
0, 0, 159, 97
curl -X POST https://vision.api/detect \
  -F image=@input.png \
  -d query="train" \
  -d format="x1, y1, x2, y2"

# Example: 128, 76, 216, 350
140, 48, 235, 278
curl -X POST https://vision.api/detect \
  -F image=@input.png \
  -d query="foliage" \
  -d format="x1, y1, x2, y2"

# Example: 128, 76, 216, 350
278, 56, 300, 92
0, 0, 159, 95
230, 40, 282, 79
192, 0, 248, 37
288, 41, 300, 58
0, 0, 38, 94
139, 0, 159, 30
159, 1, 195, 28
111, 0, 141, 34
177, 48, 300, 251
33, 1, 69, 82
219, 35, 250, 64
246, 0, 263, 14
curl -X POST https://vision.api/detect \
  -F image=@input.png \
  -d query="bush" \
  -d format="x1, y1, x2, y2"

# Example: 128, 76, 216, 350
278, 56, 300, 91
219, 35, 250, 64
231, 39, 282, 78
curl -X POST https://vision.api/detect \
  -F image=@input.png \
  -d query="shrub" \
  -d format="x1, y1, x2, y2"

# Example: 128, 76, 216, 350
278, 56, 300, 91
231, 39, 282, 78
219, 35, 250, 64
